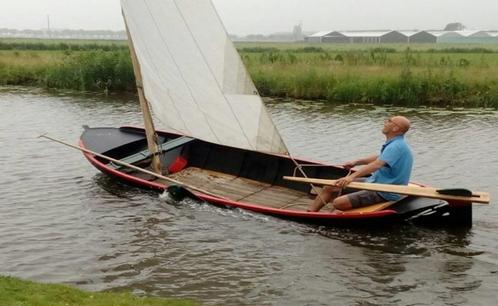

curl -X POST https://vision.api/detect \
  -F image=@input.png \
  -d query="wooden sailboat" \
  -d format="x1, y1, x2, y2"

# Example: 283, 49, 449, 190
79, 0, 484, 227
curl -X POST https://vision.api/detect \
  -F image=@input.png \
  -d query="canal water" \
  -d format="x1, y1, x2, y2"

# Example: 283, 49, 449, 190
1, 87, 497, 305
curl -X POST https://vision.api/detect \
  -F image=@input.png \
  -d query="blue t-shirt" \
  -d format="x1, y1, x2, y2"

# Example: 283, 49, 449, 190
366, 136, 413, 201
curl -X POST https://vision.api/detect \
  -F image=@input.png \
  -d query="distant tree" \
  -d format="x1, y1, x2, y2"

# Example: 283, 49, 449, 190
292, 23, 303, 41
444, 22, 465, 31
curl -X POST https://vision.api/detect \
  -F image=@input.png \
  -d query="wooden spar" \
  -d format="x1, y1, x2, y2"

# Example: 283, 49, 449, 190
283, 176, 490, 204
40, 134, 229, 200
124, 18, 162, 174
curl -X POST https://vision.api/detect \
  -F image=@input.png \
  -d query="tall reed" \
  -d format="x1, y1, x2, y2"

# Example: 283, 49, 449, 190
242, 46, 498, 107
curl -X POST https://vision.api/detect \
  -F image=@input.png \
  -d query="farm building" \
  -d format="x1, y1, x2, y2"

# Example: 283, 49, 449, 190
398, 31, 418, 42
321, 31, 350, 43
307, 30, 407, 43
428, 31, 466, 43
305, 30, 498, 44
459, 31, 496, 43
341, 31, 407, 43
408, 31, 437, 43
304, 30, 334, 43
380, 31, 409, 43
428, 30, 498, 43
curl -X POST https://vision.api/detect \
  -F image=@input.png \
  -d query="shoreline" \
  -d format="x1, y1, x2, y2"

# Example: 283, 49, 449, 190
1, 40, 497, 108
0, 275, 198, 306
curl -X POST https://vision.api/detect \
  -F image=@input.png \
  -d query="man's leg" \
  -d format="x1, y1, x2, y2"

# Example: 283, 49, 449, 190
331, 190, 385, 211
331, 194, 354, 211
308, 185, 341, 212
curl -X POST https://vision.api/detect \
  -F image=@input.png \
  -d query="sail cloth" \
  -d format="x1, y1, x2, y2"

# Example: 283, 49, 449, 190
121, 0, 289, 154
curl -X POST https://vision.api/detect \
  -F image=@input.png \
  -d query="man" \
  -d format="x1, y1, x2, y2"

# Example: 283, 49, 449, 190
308, 115, 413, 212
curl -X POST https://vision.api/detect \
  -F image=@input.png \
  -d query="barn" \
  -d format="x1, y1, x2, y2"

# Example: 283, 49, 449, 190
307, 30, 407, 43
305, 30, 498, 44
321, 31, 350, 43
428, 31, 465, 43
380, 31, 408, 43
305, 31, 334, 43
408, 31, 437, 43
461, 31, 496, 43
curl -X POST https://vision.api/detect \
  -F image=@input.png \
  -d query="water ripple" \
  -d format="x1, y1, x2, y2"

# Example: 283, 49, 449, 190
1, 88, 497, 305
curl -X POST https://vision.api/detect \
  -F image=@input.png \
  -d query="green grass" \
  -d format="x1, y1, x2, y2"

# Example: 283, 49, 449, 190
0, 38, 127, 51
235, 41, 498, 52
239, 43, 498, 107
1, 39, 498, 107
0, 49, 134, 91
0, 276, 199, 306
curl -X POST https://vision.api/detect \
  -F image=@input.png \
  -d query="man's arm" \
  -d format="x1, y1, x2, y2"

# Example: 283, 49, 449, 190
335, 158, 386, 188
343, 154, 379, 169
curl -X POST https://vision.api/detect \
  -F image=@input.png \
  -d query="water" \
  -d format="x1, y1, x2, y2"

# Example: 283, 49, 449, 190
1, 87, 497, 305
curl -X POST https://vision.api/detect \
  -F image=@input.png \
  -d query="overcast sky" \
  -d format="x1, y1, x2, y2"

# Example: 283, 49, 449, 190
1, 0, 497, 34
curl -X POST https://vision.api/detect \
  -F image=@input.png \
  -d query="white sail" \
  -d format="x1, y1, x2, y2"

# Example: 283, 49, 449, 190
121, 0, 288, 154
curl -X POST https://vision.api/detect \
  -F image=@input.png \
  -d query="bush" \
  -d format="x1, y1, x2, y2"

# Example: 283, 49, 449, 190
42, 50, 134, 91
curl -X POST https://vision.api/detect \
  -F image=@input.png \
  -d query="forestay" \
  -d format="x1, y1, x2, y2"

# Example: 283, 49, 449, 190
121, 0, 288, 154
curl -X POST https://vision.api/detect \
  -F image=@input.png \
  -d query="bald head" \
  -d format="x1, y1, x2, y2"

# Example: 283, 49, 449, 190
391, 116, 411, 134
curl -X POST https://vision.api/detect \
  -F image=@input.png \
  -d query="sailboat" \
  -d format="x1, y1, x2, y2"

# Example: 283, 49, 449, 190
78, 0, 486, 227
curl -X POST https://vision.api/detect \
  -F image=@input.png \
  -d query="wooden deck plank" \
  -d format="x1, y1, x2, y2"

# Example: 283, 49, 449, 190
163, 167, 394, 213
241, 187, 304, 208
166, 167, 308, 210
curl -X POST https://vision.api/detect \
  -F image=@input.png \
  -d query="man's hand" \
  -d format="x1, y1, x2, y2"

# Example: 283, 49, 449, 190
334, 175, 354, 188
342, 160, 356, 170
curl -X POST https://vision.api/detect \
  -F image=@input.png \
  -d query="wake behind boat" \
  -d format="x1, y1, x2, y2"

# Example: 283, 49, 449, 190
75, 0, 484, 227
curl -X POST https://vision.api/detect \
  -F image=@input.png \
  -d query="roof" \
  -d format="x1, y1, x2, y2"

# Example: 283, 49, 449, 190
427, 31, 464, 37
307, 30, 334, 37
398, 30, 422, 37
307, 29, 498, 39
455, 30, 491, 37
337, 30, 393, 37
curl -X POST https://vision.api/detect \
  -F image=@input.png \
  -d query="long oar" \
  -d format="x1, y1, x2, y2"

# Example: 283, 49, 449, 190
283, 176, 490, 204
39, 134, 227, 200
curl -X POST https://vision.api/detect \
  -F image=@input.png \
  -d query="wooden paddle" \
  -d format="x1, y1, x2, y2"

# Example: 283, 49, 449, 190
283, 176, 490, 204
39, 134, 227, 201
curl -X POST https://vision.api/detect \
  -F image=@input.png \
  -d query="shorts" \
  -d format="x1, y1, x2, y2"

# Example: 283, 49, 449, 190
346, 190, 386, 209
344, 177, 385, 209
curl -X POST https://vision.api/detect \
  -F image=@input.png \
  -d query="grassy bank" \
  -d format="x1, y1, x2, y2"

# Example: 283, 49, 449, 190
1, 39, 498, 107
240, 42, 498, 107
0, 49, 135, 91
0, 38, 127, 51
0, 275, 198, 306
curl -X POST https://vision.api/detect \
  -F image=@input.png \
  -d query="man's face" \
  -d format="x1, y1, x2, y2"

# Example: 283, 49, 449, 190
382, 117, 399, 135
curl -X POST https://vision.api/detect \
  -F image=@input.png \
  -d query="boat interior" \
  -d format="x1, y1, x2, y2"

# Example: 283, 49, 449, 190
83, 126, 364, 212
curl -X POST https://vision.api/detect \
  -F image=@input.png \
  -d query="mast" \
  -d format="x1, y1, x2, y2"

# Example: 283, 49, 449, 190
124, 19, 162, 174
